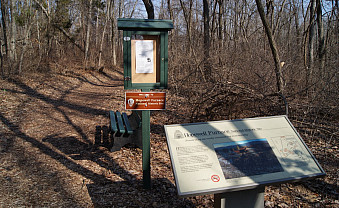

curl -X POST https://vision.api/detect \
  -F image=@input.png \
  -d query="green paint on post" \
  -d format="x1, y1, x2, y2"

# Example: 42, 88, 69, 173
142, 89, 151, 189
142, 110, 151, 189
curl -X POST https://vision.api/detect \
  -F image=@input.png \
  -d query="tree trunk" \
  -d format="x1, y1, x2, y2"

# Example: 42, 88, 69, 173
0, 0, 8, 77
18, 0, 33, 73
266, 0, 274, 30
98, 0, 111, 68
159, 0, 165, 19
307, 0, 316, 86
203, 0, 211, 78
84, 0, 93, 68
179, 0, 193, 54
9, 0, 17, 73
292, 0, 300, 45
316, 0, 325, 71
255, 0, 287, 115
273, 0, 287, 36
142, 0, 154, 19
0, 45, 3, 78
234, 0, 238, 49
18, 23, 33, 74
129, 0, 138, 18
95, 7, 100, 49
167, 0, 174, 21
111, 0, 117, 66
218, 0, 223, 49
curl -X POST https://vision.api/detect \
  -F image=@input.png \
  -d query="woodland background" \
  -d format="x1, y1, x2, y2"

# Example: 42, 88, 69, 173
0, 0, 338, 207
0, 0, 338, 121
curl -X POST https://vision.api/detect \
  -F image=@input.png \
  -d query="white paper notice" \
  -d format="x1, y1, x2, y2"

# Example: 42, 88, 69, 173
135, 40, 154, 73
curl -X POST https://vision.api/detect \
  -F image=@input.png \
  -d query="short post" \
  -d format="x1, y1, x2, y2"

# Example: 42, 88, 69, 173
214, 187, 265, 208
125, 91, 166, 189
142, 109, 151, 189
141, 89, 151, 189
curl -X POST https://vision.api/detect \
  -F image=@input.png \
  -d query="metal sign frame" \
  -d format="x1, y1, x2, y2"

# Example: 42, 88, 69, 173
164, 115, 326, 197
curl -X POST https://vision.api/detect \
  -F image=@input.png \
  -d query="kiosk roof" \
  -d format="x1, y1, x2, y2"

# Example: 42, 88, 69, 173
117, 18, 174, 31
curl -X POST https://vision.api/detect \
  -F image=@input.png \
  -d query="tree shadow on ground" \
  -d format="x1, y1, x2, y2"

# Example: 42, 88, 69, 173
0, 76, 194, 206
5, 74, 194, 206
60, 70, 122, 87
43, 129, 196, 207
0, 110, 196, 207
86, 178, 194, 208
6, 78, 109, 116
42, 134, 136, 182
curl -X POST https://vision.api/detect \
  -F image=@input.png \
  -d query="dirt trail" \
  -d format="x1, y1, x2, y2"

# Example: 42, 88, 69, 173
0, 69, 337, 207
0, 69, 197, 207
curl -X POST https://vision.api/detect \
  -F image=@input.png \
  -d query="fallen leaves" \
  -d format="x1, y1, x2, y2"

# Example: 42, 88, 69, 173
0, 69, 337, 207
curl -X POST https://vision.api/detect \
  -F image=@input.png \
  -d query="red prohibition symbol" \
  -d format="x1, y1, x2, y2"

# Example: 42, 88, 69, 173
211, 175, 220, 182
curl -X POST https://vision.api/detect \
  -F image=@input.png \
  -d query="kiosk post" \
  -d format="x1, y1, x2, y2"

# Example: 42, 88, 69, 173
214, 187, 265, 208
118, 19, 173, 189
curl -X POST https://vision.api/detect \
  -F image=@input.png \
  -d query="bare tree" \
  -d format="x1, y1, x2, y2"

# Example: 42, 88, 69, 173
98, 0, 112, 68
203, 0, 211, 78
179, 0, 193, 54
110, 0, 117, 66
33, 0, 84, 52
167, 0, 174, 21
255, 0, 287, 114
142, 0, 154, 19
0, 0, 8, 77
307, 0, 316, 86
9, 0, 17, 73
129, 0, 139, 18
316, 0, 325, 71
218, 0, 224, 48
84, 0, 93, 68
18, 1, 34, 75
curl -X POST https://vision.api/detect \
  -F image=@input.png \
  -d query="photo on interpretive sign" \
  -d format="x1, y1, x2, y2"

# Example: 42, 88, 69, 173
213, 139, 284, 179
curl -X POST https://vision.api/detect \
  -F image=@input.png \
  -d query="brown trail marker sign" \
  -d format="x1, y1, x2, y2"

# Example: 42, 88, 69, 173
164, 115, 325, 208
125, 92, 166, 110
117, 18, 173, 189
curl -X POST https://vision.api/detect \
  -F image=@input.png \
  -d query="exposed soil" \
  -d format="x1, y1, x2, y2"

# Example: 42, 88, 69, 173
0, 68, 337, 207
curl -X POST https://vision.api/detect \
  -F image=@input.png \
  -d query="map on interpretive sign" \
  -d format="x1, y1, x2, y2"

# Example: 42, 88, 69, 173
164, 115, 326, 197
271, 135, 310, 167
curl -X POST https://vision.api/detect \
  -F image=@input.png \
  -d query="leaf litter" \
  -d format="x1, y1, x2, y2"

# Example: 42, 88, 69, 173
0, 69, 337, 207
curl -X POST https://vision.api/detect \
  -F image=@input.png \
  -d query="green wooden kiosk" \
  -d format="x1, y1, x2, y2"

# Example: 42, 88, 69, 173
117, 18, 173, 189
117, 18, 173, 90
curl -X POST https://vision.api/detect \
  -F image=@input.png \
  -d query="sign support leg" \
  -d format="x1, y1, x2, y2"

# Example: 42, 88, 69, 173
141, 88, 151, 189
214, 187, 265, 208
142, 110, 151, 189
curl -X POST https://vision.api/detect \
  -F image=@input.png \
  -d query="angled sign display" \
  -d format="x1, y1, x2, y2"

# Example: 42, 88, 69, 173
164, 115, 325, 197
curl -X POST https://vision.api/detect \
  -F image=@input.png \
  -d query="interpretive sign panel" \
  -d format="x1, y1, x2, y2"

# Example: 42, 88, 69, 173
125, 92, 166, 110
164, 115, 325, 197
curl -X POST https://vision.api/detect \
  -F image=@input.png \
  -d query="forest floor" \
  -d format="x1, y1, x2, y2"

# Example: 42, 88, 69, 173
0, 67, 337, 207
